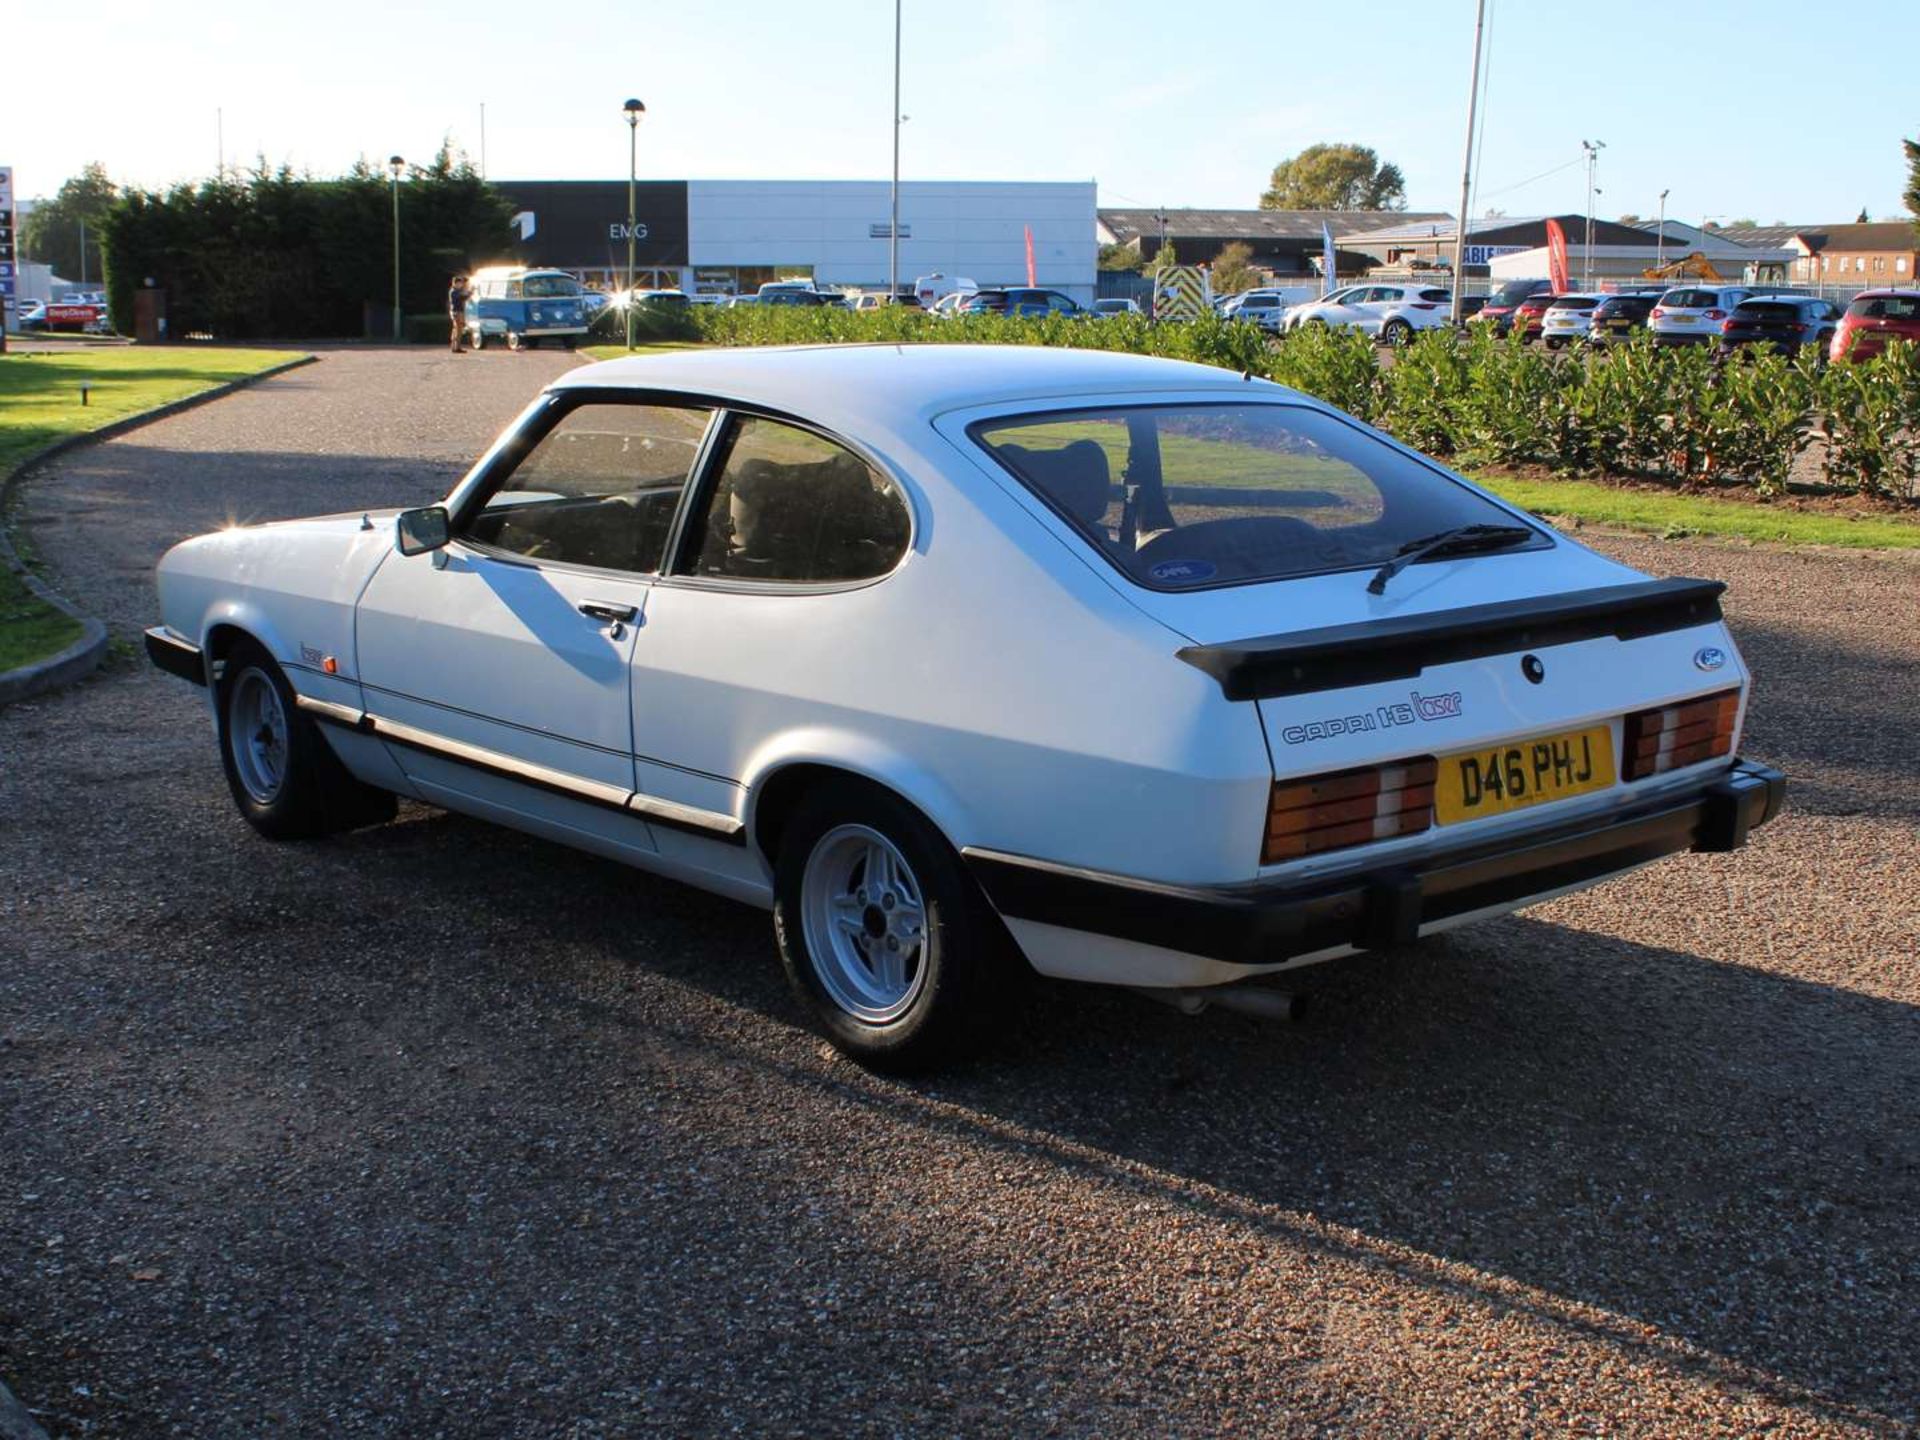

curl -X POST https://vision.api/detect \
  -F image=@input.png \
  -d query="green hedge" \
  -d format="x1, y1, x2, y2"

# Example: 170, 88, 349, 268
100, 150, 514, 340
689, 307, 1920, 500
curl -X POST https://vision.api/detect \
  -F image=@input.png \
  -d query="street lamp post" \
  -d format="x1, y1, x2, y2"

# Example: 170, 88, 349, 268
624, 98, 645, 351
1656, 188, 1670, 273
388, 155, 404, 342
1448, 0, 1489, 325
1580, 139, 1604, 288
889, 0, 902, 302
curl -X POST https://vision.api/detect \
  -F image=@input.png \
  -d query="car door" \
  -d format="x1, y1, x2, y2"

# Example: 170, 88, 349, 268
1347, 286, 1394, 333
627, 410, 916, 865
355, 397, 715, 832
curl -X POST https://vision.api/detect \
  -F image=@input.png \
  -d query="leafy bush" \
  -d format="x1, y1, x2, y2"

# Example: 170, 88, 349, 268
1818, 340, 1920, 499
681, 305, 1916, 504
1263, 323, 1382, 424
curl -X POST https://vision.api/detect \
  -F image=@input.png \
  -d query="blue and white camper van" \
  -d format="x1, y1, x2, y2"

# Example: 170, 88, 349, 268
464, 267, 590, 350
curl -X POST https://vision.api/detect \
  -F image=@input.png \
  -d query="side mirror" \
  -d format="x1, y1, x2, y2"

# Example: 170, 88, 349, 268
396, 505, 450, 557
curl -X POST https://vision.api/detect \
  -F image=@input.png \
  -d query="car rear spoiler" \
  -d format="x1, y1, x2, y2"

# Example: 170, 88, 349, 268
1176, 577, 1727, 702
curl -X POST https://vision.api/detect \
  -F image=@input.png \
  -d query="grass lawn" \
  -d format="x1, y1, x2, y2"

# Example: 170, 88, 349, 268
1, 346, 306, 674
1478, 473, 1920, 550
580, 341, 707, 362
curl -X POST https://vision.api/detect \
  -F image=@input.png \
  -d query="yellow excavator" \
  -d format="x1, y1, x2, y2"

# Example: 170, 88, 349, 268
1641, 252, 1727, 283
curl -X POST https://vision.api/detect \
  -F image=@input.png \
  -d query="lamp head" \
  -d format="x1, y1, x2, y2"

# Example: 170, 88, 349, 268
387, 155, 404, 178
623, 98, 645, 128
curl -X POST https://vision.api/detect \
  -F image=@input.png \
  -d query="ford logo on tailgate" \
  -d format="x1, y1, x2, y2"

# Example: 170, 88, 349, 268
1694, 646, 1727, 671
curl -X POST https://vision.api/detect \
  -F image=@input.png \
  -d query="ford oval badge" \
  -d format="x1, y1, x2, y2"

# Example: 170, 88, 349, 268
1694, 646, 1727, 672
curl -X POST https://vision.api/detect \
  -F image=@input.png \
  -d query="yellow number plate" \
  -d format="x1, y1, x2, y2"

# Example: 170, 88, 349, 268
1434, 725, 1615, 826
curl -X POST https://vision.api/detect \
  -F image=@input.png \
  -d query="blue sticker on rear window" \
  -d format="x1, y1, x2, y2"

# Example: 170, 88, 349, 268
1148, 559, 1216, 584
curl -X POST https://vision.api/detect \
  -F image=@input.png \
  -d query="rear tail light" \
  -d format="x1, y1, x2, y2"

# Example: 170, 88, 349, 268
1412, 302, 1440, 310
1622, 689, 1740, 780
1263, 757, 1437, 864
1650, 307, 1665, 319
1704, 308, 1725, 320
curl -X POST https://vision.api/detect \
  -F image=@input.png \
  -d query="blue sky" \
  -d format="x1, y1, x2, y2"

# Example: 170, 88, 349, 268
8, 0, 1917, 226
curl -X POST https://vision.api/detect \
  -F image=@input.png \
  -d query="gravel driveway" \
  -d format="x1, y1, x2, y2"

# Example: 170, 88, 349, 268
2, 348, 1916, 1438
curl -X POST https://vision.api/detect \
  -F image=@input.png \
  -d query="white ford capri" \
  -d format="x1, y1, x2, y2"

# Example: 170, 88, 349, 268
147, 344, 1784, 1068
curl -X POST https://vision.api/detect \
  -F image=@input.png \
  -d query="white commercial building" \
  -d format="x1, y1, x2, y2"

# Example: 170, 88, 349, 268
495, 178, 1099, 304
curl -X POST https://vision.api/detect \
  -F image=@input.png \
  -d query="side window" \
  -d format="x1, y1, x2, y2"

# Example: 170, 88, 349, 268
689, 416, 910, 584
462, 402, 712, 573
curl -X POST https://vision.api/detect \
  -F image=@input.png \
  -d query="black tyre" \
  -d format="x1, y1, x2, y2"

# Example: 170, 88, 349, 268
773, 780, 1003, 1071
216, 639, 394, 840
1382, 318, 1414, 347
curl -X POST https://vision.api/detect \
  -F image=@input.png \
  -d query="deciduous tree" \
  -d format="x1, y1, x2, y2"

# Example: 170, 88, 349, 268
1260, 144, 1406, 212
1210, 241, 1259, 294
20, 162, 118, 283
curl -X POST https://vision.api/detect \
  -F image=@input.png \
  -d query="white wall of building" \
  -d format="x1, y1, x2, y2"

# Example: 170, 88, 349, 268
1488, 242, 1798, 287
687, 180, 1097, 302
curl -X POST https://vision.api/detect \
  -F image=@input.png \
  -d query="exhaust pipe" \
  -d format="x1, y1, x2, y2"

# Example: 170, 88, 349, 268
1130, 984, 1305, 1023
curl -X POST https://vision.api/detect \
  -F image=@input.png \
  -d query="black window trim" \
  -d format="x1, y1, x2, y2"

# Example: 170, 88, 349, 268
444, 388, 725, 582
659, 405, 919, 596
443, 386, 916, 595
966, 396, 1553, 597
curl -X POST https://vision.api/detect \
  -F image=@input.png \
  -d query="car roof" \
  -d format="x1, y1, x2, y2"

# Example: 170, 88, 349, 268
558, 343, 1283, 430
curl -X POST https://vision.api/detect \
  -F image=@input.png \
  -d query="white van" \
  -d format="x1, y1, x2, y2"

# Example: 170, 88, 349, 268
914, 273, 979, 307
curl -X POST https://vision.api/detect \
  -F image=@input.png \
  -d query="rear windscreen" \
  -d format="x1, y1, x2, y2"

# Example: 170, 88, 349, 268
1736, 303, 1800, 321
971, 402, 1544, 592
1548, 297, 1598, 311
1489, 281, 1547, 307
1661, 289, 1721, 309
1847, 295, 1920, 320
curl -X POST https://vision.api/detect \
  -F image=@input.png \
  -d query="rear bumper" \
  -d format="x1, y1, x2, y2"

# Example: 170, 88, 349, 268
144, 626, 205, 685
965, 759, 1785, 971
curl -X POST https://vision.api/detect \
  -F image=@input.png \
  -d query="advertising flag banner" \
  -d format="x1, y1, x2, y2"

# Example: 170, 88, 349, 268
1321, 221, 1336, 296
1544, 218, 1570, 293
1024, 225, 1037, 287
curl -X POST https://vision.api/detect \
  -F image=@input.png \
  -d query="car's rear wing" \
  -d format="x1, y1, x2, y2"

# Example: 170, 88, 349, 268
1176, 577, 1727, 702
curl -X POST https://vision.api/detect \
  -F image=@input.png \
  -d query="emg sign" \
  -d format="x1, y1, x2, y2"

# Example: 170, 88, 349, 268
493, 181, 689, 268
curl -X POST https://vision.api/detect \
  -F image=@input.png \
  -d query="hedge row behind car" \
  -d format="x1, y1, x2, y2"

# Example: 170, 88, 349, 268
690, 305, 1920, 500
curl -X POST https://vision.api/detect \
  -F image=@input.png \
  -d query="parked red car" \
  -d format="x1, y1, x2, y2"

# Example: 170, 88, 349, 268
1830, 290, 1920, 363
1471, 278, 1554, 336
1512, 291, 1558, 344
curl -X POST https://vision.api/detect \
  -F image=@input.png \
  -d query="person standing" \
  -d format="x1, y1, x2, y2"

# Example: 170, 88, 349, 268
447, 274, 471, 353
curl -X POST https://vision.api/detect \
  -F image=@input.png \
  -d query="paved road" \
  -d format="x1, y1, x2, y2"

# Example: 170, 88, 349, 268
2, 349, 1917, 1438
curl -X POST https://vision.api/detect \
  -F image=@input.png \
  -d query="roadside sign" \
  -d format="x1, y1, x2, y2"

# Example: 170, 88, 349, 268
1152, 265, 1211, 322
0, 167, 14, 328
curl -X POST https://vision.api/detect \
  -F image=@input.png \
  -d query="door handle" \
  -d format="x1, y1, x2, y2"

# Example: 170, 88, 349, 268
578, 600, 638, 623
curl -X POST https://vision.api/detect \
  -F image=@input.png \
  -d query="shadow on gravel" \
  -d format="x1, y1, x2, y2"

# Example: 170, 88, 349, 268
306, 807, 1920, 1427
1725, 616, 1920, 819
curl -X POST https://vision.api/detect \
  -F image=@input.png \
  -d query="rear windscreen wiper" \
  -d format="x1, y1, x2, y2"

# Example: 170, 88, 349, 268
1366, 524, 1536, 595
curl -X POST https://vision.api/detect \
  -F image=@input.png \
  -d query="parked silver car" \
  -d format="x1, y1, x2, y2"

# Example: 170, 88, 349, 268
1225, 290, 1289, 332
1540, 293, 1604, 350
1650, 285, 1753, 346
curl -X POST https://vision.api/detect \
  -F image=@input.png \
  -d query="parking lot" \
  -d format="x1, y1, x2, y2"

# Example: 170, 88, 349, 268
2, 348, 1917, 1437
